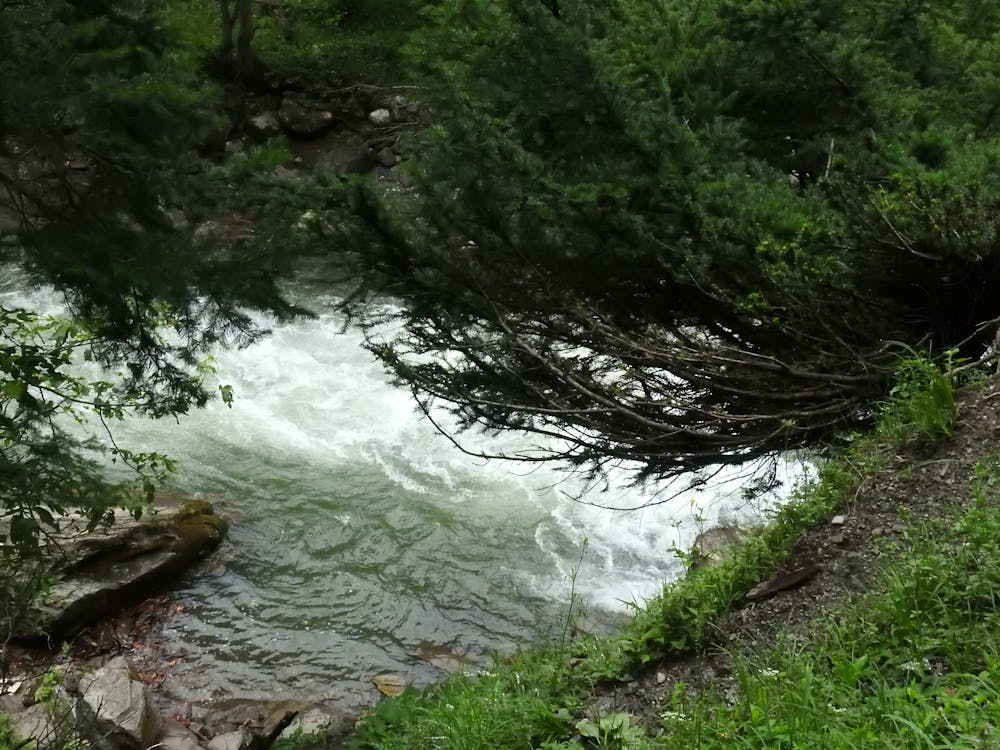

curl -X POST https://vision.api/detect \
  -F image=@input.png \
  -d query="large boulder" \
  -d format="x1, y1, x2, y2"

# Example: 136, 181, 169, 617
19, 501, 228, 642
76, 656, 162, 750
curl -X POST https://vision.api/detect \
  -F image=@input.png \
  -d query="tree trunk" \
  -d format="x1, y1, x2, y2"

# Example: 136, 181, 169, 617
236, 0, 255, 72
218, 0, 234, 59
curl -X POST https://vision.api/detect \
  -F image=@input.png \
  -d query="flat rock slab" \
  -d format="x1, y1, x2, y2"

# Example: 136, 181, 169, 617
19, 501, 228, 642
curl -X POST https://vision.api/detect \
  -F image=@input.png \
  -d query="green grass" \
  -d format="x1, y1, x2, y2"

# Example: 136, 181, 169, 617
620, 353, 960, 665
341, 357, 976, 750
654, 464, 1000, 749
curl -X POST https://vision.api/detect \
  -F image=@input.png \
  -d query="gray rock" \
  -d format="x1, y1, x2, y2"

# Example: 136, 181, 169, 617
278, 100, 335, 137
76, 656, 162, 750
323, 145, 379, 175
207, 730, 250, 750
6, 702, 59, 748
368, 108, 392, 126
202, 699, 306, 745
277, 707, 348, 741
224, 139, 245, 154
246, 112, 281, 141
831, 514, 847, 526
374, 147, 397, 167
159, 718, 205, 750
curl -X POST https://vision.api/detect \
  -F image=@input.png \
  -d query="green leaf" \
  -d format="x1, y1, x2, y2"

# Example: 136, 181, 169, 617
2, 380, 26, 400
10, 516, 40, 546
575, 719, 600, 739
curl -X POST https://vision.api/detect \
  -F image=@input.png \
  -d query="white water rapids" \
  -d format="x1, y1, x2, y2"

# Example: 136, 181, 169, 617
1, 276, 797, 713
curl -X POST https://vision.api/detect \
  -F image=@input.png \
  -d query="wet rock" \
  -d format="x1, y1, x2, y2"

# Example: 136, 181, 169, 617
76, 656, 162, 750
20, 502, 228, 642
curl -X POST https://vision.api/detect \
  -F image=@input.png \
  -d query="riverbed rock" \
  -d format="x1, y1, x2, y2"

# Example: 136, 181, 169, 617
18, 501, 228, 642
207, 730, 250, 750
159, 717, 206, 750
76, 656, 162, 750
276, 706, 353, 741
202, 699, 307, 746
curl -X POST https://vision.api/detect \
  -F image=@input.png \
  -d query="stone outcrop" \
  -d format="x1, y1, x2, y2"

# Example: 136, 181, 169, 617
4, 667, 348, 750
19, 501, 228, 642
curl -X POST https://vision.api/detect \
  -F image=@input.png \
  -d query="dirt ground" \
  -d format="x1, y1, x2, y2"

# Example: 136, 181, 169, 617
598, 380, 1000, 723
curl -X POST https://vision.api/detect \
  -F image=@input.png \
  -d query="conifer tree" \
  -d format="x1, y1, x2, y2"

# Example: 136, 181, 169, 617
0, 0, 308, 549
340, 0, 1000, 482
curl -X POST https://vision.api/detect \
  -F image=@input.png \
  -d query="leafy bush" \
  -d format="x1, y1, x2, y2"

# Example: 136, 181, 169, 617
878, 356, 959, 447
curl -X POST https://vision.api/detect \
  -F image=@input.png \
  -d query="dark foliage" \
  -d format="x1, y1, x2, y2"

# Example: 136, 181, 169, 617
339, 0, 1000, 482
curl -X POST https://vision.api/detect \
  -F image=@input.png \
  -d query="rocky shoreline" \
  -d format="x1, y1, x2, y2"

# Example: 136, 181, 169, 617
0, 498, 405, 750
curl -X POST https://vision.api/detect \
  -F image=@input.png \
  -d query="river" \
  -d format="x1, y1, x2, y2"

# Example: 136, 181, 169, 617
1, 276, 795, 714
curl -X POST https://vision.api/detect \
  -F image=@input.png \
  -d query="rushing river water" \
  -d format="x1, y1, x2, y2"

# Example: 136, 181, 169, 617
2, 276, 795, 714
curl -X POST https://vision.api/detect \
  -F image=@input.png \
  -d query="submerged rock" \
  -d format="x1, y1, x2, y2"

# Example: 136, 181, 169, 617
19, 501, 228, 642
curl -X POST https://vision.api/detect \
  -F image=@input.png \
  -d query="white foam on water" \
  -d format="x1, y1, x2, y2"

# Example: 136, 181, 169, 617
1, 273, 801, 702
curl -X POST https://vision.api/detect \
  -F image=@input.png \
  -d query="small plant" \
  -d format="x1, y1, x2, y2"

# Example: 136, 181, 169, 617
877, 356, 958, 446
575, 712, 646, 749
